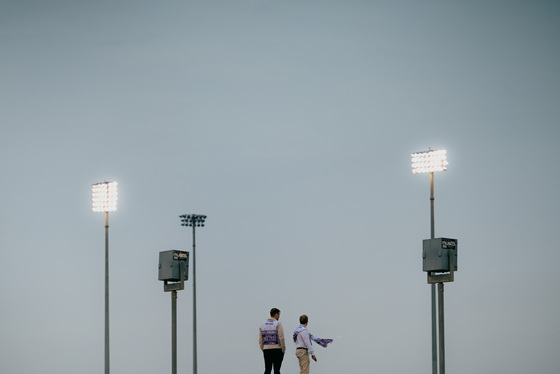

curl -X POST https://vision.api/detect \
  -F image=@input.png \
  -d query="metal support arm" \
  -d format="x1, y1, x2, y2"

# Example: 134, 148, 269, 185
164, 261, 187, 292
427, 248, 456, 284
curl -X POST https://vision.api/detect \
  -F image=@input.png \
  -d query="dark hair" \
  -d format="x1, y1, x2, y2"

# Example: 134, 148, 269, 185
270, 308, 281, 317
299, 315, 308, 324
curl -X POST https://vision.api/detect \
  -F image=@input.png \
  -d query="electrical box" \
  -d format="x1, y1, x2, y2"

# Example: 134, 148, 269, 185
158, 250, 189, 282
422, 238, 458, 272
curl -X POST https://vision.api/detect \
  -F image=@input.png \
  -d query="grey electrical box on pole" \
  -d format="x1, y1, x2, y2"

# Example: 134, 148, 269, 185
423, 238, 457, 284
159, 250, 189, 291
423, 238, 458, 272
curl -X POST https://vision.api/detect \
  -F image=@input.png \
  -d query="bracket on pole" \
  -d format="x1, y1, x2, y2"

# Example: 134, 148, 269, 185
427, 247, 456, 284
164, 261, 187, 292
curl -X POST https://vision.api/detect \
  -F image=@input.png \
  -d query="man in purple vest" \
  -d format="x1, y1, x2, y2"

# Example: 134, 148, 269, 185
259, 308, 286, 374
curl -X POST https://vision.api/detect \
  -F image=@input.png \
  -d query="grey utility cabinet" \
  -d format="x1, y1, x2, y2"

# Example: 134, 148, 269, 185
422, 238, 458, 272
158, 250, 189, 282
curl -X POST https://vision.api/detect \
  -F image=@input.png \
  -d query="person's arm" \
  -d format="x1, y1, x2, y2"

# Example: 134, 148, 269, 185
307, 331, 317, 361
277, 323, 286, 353
259, 327, 264, 351
302, 330, 315, 356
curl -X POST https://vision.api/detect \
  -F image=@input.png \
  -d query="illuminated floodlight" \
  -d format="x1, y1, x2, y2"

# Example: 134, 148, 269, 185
411, 149, 448, 174
92, 181, 118, 212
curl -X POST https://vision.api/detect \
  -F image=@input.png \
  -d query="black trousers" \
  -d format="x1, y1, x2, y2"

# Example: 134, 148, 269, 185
263, 348, 284, 374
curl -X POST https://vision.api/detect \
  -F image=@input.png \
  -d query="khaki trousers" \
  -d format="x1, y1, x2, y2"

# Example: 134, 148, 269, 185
296, 349, 310, 374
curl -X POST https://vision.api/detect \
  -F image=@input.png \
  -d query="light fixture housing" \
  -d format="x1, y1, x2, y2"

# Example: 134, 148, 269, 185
92, 181, 118, 212
411, 149, 448, 174
180, 214, 207, 227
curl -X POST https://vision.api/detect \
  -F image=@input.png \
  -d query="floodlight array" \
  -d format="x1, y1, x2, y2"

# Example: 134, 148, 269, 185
92, 181, 118, 212
180, 214, 207, 227
411, 149, 448, 174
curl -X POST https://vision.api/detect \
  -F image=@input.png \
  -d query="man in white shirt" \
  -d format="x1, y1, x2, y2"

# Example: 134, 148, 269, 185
259, 308, 286, 374
293, 315, 317, 374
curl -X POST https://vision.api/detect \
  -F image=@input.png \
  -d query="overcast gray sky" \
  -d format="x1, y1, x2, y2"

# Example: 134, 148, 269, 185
1, 1, 559, 373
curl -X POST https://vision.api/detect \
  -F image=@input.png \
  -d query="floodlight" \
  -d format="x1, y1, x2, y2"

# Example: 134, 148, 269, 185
179, 213, 207, 374
92, 181, 118, 212
180, 214, 206, 227
411, 149, 448, 174
410, 147, 455, 374
91, 180, 118, 374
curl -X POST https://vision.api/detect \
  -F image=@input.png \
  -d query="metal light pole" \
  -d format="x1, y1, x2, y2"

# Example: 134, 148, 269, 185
179, 214, 206, 374
412, 150, 448, 374
159, 250, 189, 374
172, 290, 177, 374
158, 250, 189, 374
92, 181, 118, 374
430, 171, 437, 374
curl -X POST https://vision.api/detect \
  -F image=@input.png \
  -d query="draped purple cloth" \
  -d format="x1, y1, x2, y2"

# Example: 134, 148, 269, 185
311, 336, 333, 348
293, 325, 333, 348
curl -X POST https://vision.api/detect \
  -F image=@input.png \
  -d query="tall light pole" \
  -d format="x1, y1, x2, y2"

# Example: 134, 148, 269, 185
92, 181, 118, 374
411, 149, 448, 374
179, 214, 206, 374
158, 250, 189, 374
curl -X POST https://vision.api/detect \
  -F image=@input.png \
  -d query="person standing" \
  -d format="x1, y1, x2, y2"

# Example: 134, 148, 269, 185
259, 308, 285, 374
293, 315, 316, 374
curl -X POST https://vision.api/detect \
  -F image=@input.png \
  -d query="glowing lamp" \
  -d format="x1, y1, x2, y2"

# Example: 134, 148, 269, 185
92, 181, 118, 212
411, 149, 448, 174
